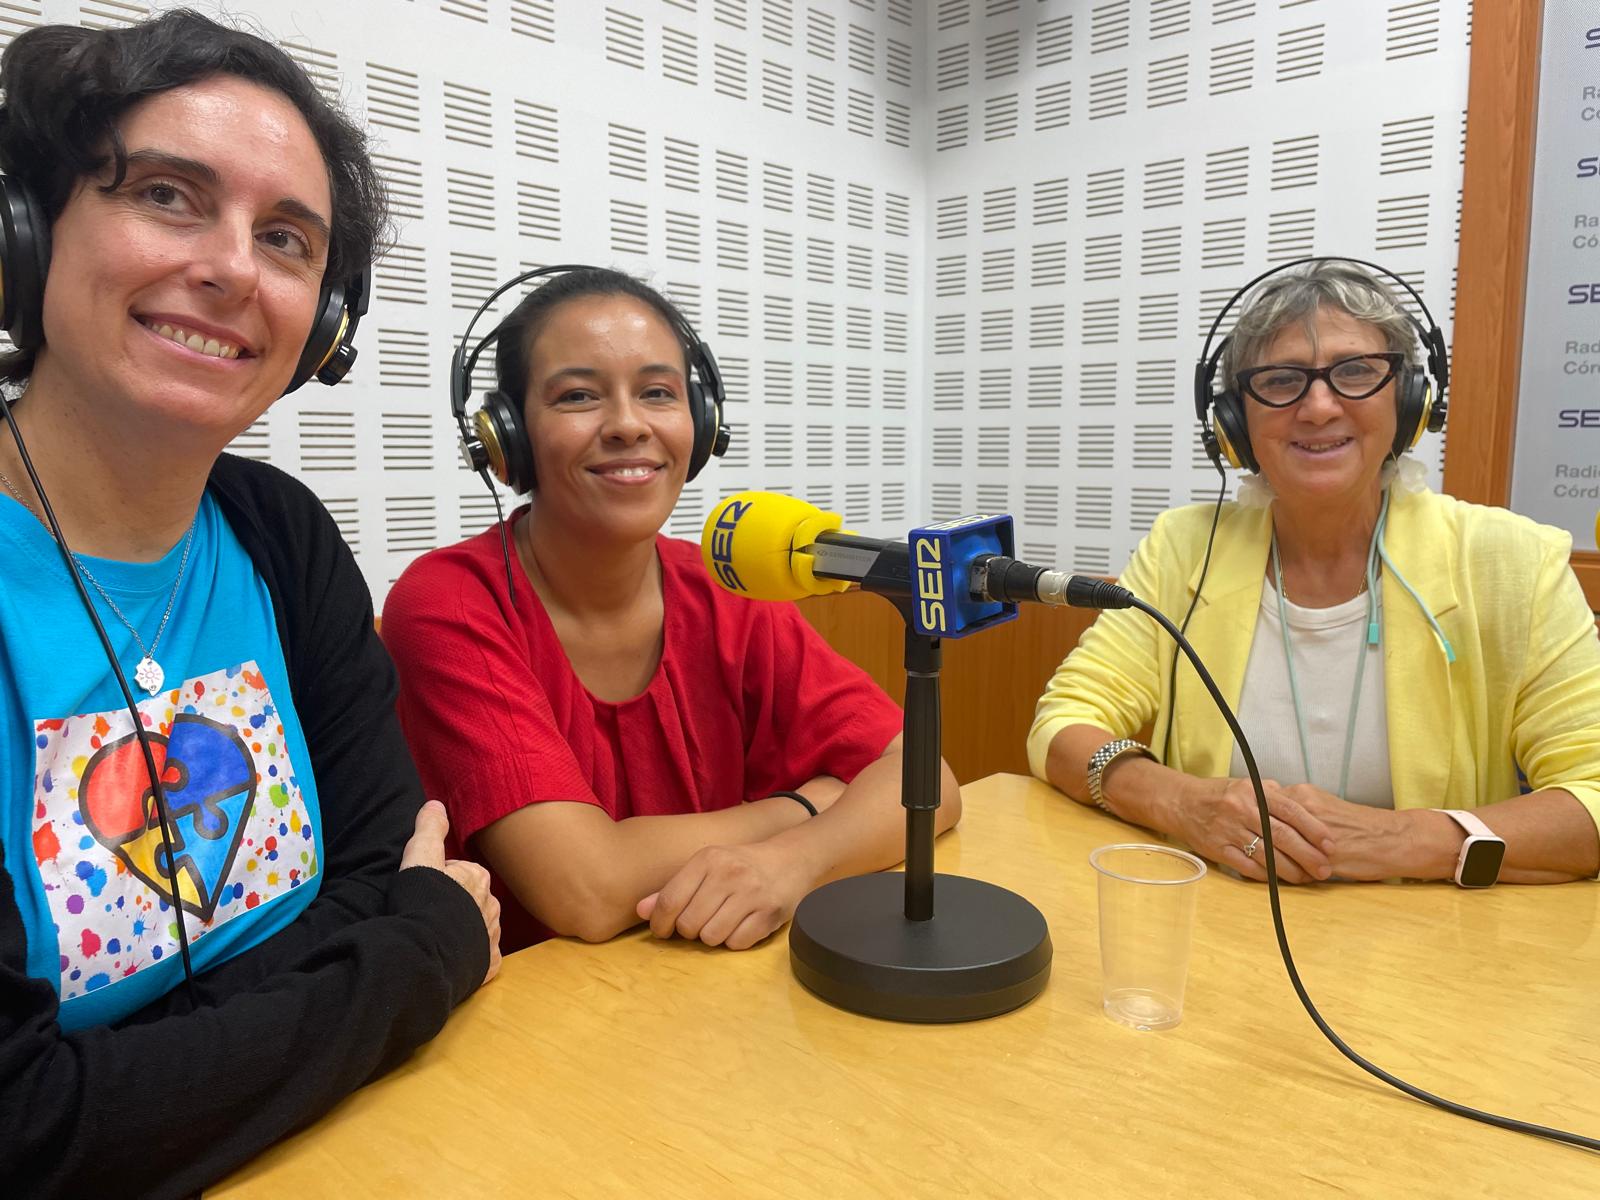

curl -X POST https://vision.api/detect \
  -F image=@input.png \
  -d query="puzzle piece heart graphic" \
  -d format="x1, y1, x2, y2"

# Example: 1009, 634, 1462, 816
79, 714, 258, 921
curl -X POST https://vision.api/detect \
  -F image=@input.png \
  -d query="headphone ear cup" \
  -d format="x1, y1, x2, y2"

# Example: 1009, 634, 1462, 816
477, 389, 536, 493
1211, 388, 1256, 473
286, 268, 369, 394
685, 378, 714, 482
681, 340, 728, 483
286, 282, 346, 394
0, 175, 51, 352
1392, 367, 1429, 457
1424, 380, 1447, 436
1426, 391, 1447, 437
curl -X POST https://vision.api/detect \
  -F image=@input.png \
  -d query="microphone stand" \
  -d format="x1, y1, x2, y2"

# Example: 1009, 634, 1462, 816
900, 624, 940, 921
788, 599, 1053, 1023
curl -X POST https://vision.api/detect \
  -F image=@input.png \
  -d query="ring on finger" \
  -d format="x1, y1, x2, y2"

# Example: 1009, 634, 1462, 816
1243, 833, 1263, 860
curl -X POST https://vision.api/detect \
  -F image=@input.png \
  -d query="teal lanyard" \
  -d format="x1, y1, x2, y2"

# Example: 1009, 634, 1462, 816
1270, 487, 1389, 799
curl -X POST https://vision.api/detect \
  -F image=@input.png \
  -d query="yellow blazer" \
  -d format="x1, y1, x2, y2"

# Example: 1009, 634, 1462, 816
1028, 487, 1600, 834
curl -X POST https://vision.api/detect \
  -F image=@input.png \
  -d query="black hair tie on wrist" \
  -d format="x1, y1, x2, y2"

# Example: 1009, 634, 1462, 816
770, 790, 818, 817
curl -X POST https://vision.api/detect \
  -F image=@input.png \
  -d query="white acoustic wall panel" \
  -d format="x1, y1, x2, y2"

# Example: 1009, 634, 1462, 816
321, 0, 920, 601
920, 0, 1470, 574
5, 0, 923, 604
6, 1, 1474, 601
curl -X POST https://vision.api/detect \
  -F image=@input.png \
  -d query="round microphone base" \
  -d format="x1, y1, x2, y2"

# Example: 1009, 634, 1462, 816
789, 872, 1052, 1023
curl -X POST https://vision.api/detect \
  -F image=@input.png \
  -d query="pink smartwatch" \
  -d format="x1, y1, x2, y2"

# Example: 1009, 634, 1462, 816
1435, 809, 1506, 888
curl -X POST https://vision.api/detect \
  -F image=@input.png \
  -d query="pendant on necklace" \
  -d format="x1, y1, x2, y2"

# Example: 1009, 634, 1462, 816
134, 656, 165, 697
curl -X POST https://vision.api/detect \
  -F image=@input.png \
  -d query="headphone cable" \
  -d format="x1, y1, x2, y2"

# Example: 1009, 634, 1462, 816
490, 483, 517, 609
1, 396, 199, 1009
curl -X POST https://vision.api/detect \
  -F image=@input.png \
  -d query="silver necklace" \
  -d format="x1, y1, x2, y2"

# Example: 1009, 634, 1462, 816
1278, 571, 1370, 606
1, 464, 197, 697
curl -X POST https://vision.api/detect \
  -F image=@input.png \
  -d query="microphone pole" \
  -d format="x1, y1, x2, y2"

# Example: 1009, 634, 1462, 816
901, 624, 938, 921
783, 516, 1053, 1023
804, 530, 942, 920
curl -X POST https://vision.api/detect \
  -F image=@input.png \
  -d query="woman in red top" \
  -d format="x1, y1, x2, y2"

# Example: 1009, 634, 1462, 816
384, 268, 959, 952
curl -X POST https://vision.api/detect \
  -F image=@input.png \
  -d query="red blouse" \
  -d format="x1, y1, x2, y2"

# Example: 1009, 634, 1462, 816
382, 511, 904, 947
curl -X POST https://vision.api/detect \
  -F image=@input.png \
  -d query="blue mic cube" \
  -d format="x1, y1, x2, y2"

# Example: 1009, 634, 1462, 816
908, 514, 1019, 639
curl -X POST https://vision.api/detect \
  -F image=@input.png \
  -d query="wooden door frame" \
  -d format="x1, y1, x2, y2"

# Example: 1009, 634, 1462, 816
1446, 0, 1599, 607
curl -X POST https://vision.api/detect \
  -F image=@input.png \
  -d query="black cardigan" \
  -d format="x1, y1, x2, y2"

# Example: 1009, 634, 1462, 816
0, 454, 489, 1199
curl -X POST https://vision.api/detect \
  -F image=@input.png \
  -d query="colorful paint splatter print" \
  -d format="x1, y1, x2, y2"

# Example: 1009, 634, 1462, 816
29, 662, 318, 1001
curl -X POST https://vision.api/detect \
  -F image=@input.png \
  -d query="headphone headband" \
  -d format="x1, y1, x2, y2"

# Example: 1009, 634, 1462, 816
1194, 255, 1449, 425
450, 263, 715, 420
452, 263, 729, 493
1194, 255, 1450, 474
450, 263, 598, 427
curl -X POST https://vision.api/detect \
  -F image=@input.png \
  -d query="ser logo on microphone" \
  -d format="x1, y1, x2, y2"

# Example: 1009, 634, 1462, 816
914, 536, 947, 634
707, 498, 750, 592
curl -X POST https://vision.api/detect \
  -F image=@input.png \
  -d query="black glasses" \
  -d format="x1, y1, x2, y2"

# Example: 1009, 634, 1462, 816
1236, 352, 1405, 407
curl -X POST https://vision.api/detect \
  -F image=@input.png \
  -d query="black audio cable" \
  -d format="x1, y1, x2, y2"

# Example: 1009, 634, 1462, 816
1, 396, 198, 1008
1070, 576, 1599, 1154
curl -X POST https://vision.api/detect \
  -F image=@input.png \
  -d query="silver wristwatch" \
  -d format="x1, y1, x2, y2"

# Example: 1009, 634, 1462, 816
1086, 739, 1155, 811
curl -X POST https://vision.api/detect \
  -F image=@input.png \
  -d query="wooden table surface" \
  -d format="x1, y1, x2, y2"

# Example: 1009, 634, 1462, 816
216, 774, 1600, 1197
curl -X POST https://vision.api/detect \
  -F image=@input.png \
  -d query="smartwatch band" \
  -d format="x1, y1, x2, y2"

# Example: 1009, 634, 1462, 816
1438, 808, 1494, 840
1435, 808, 1506, 888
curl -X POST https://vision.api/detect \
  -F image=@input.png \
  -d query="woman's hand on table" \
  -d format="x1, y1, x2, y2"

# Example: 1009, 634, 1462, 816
1173, 776, 1336, 884
402, 801, 504, 984
635, 842, 808, 950
1279, 784, 1431, 881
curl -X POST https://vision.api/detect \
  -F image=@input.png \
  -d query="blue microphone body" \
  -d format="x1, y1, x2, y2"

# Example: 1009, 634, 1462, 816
908, 514, 1019, 638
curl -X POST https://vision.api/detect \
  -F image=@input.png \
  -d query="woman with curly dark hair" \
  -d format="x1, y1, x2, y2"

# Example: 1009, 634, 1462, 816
0, 11, 499, 1196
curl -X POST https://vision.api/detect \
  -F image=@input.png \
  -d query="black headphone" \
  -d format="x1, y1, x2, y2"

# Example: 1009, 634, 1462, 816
1194, 256, 1449, 474
451, 264, 731, 495
0, 174, 370, 392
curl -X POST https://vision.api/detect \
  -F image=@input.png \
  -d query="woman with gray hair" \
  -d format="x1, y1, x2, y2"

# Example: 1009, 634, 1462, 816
1029, 259, 1600, 887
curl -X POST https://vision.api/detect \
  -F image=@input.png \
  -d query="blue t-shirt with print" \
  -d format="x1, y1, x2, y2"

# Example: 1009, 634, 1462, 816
0, 490, 322, 1031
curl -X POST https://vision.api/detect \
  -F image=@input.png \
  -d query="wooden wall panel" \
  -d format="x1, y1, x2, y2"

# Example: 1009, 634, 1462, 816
1446, 0, 1541, 508
797, 591, 1097, 784
1446, 0, 1600, 610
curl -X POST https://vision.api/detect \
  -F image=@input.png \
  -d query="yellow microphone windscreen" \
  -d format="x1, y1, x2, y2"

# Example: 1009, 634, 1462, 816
701, 491, 850, 601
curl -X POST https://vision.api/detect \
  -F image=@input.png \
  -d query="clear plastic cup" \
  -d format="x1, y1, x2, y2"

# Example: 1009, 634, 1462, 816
1088, 843, 1207, 1031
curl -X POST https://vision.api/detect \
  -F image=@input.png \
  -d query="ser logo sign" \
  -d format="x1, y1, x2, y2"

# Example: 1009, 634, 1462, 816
1587, 26, 1600, 50
1582, 157, 1600, 179
913, 536, 947, 634
1569, 283, 1600, 304
708, 498, 750, 591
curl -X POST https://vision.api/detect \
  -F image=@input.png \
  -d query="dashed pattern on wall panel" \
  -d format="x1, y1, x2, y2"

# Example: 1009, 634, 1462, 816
922, 0, 1470, 577
36, 0, 935, 605
8, 1, 1474, 603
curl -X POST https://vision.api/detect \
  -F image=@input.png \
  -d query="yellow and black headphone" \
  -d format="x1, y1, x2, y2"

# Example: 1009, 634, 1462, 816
452, 264, 731, 495
1194, 255, 1449, 474
0, 174, 369, 392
